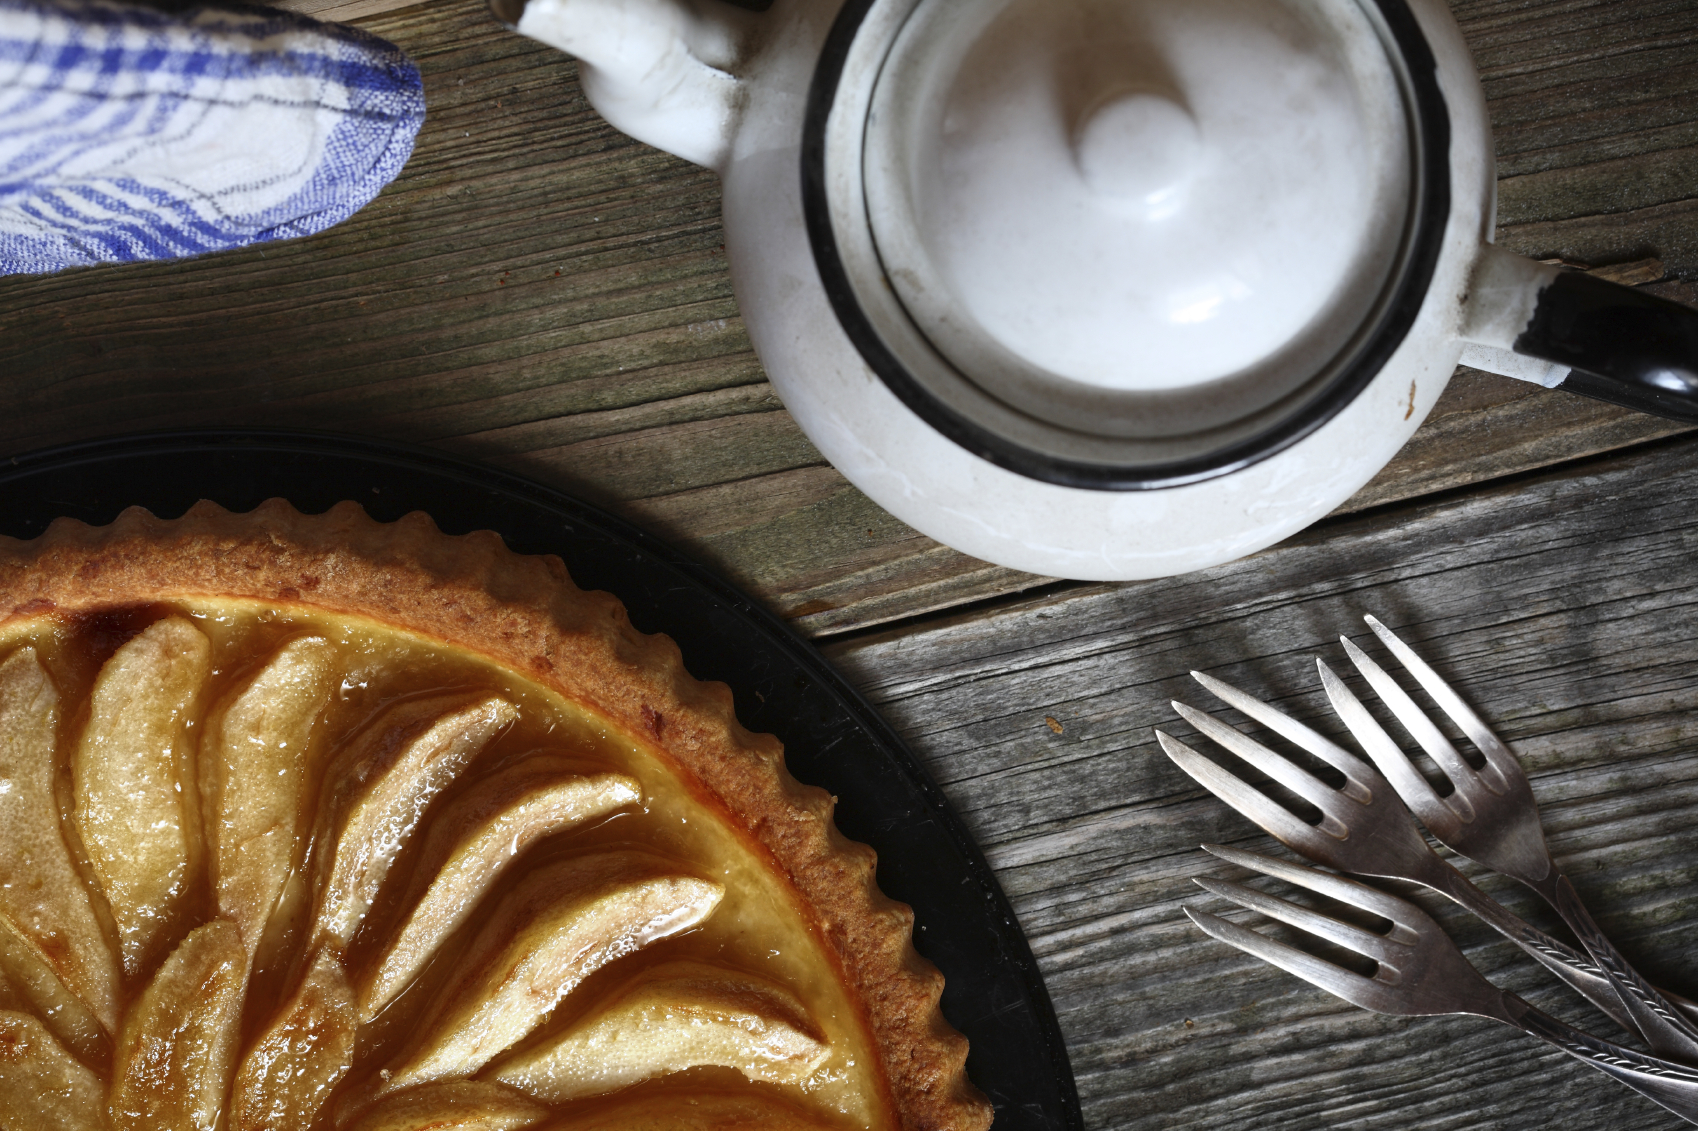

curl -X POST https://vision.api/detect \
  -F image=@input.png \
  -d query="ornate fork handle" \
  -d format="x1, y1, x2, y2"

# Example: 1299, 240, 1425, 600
1550, 872, 1698, 1053
1429, 860, 1698, 1033
1504, 992, 1698, 1122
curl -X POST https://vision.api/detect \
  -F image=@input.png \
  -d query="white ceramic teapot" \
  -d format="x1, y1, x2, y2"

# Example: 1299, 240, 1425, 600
492, 0, 1698, 580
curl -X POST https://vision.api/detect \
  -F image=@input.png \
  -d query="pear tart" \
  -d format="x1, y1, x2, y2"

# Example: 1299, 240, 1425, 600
0, 500, 991, 1131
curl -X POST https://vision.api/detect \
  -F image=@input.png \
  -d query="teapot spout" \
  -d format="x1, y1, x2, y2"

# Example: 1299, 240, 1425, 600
492, 0, 749, 172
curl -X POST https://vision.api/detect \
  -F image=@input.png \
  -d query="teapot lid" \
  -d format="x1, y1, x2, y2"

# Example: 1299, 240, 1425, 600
806, 0, 1451, 488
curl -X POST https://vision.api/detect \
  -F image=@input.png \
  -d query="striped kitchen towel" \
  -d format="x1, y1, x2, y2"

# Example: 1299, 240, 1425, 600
0, 0, 425, 274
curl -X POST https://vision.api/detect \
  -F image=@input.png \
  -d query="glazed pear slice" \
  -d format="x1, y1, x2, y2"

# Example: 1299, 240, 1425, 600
202, 636, 339, 952
343, 1081, 547, 1131
312, 693, 519, 950
0, 647, 118, 1037
108, 919, 246, 1131
0, 959, 20, 1013
0, 1010, 106, 1131
74, 616, 211, 978
384, 852, 724, 1091
0, 922, 109, 1069
535, 1089, 846, 1130
488, 960, 829, 1102
361, 756, 642, 1021
229, 948, 356, 1131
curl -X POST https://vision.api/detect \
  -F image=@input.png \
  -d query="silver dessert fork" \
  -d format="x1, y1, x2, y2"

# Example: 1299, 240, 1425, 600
1155, 670, 1698, 1044
1185, 843, 1698, 1124
1330, 616, 1698, 1061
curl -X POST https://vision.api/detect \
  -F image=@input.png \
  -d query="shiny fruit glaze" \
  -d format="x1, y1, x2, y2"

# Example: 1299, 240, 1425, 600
0, 600, 887, 1131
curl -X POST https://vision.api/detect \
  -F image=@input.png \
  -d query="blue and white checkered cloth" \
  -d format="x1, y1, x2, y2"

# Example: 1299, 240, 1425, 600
0, 0, 425, 274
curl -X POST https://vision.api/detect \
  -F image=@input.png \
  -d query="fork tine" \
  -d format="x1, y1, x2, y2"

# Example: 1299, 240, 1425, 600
1190, 670, 1378, 795
1172, 700, 1359, 822
1364, 616, 1519, 786
1200, 842, 1418, 927
1340, 636, 1483, 810
1155, 730, 1337, 856
1192, 875, 1399, 963
1316, 658, 1454, 824
1182, 905, 1399, 1015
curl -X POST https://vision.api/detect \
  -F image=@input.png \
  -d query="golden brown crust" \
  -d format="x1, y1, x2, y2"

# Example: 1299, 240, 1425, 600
0, 499, 991, 1131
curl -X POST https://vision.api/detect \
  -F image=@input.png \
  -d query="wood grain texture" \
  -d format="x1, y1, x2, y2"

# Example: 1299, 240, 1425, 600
0, 0, 1694, 635
1464, 0, 1698, 273
823, 434, 1698, 1130
272, 0, 426, 22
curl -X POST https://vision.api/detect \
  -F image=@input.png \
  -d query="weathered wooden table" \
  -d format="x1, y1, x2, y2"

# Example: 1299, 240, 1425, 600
4, 0, 1697, 1126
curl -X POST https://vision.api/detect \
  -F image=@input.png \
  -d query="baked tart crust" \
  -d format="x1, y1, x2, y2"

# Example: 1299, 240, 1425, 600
0, 499, 991, 1131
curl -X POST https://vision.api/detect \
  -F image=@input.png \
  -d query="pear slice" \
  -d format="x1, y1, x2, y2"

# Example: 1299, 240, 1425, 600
361, 757, 642, 1021
312, 694, 519, 950
229, 948, 356, 1131
0, 647, 118, 1038
0, 921, 109, 1069
488, 960, 829, 1102
0, 1009, 106, 1131
384, 852, 724, 1091
73, 616, 211, 978
202, 636, 339, 953
534, 1089, 846, 1130
342, 1081, 546, 1131
108, 919, 246, 1131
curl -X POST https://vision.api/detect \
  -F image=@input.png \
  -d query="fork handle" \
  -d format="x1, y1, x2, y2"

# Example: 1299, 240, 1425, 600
1547, 871, 1698, 1063
1503, 993, 1698, 1123
1429, 860, 1698, 1039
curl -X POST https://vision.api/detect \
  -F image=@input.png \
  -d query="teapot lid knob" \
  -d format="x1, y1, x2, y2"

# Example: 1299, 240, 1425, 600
1072, 91, 1200, 205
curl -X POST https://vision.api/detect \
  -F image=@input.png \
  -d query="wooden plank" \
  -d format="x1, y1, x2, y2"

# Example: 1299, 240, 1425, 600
273, 0, 430, 23
822, 434, 1698, 1130
0, 0, 1695, 638
1462, 0, 1698, 272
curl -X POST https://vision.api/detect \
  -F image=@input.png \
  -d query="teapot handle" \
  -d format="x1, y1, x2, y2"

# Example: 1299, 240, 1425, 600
489, 0, 753, 172
1462, 244, 1698, 423
1518, 271, 1698, 422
